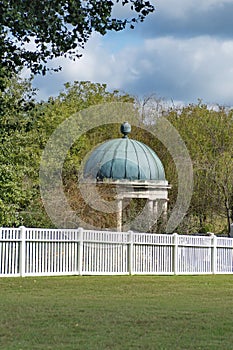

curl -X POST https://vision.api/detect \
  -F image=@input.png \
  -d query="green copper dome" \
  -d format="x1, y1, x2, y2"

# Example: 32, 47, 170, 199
83, 123, 166, 181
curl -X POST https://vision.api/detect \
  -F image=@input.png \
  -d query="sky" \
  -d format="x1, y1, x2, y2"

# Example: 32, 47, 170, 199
32, 0, 233, 106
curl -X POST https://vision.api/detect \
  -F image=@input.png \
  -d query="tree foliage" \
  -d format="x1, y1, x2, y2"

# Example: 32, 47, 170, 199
166, 103, 233, 235
0, 0, 154, 80
0, 75, 39, 226
0, 76, 133, 227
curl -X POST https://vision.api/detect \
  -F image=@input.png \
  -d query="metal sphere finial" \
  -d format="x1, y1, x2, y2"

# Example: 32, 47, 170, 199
120, 121, 131, 138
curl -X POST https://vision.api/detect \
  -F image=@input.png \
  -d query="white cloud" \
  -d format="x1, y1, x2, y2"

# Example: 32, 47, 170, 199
157, 0, 233, 17
34, 33, 233, 105
129, 36, 233, 104
32, 0, 233, 105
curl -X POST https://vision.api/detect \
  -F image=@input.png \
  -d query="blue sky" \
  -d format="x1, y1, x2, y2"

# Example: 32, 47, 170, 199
32, 0, 233, 106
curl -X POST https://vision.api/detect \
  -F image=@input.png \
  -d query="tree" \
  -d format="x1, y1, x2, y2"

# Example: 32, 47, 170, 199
0, 77, 134, 228
0, 0, 154, 81
167, 103, 233, 235
0, 74, 39, 226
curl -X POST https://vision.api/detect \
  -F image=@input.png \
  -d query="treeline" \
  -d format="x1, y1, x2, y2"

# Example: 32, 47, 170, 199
166, 103, 233, 235
0, 75, 232, 235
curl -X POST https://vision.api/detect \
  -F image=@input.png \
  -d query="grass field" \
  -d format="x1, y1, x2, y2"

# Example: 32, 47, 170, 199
1, 275, 233, 349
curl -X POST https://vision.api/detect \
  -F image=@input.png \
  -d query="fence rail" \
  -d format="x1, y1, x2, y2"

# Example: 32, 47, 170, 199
0, 227, 233, 277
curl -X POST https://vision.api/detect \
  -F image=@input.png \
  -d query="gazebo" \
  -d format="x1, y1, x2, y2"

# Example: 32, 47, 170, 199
83, 122, 170, 232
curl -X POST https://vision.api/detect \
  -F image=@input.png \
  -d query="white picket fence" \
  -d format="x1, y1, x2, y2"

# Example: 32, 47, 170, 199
0, 226, 233, 277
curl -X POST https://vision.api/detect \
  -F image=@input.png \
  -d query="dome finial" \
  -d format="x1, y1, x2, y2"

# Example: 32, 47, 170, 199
120, 121, 131, 138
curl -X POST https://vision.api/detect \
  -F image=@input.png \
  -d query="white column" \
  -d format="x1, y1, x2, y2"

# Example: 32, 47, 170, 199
148, 199, 154, 214
148, 199, 154, 231
154, 200, 158, 219
163, 199, 168, 222
163, 200, 168, 214
117, 199, 123, 232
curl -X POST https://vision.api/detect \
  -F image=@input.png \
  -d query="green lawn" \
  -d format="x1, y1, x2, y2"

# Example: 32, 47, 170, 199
0, 275, 233, 349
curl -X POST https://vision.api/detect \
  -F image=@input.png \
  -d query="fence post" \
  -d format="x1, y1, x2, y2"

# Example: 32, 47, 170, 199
210, 233, 217, 274
19, 226, 26, 277
78, 227, 83, 276
128, 231, 134, 275
173, 233, 178, 275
